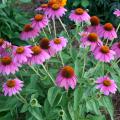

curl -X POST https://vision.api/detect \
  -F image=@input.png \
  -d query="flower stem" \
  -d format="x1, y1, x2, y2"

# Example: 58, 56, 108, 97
58, 17, 69, 38
31, 38, 37, 45
110, 23, 120, 46
105, 39, 109, 46
53, 18, 57, 38
59, 52, 64, 67
42, 28, 48, 38
41, 64, 56, 85
47, 23, 51, 35
29, 65, 42, 78
16, 94, 28, 104
82, 57, 86, 77
71, 23, 79, 41
2, 0, 7, 4
102, 62, 104, 75
116, 23, 120, 33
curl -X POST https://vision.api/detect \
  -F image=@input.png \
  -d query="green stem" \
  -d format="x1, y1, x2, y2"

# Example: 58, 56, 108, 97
116, 23, 120, 33
42, 28, 48, 38
47, 23, 51, 35
110, 23, 120, 46
2, 0, 7, 4
16, 94, 28, 104
82, 57, 86, 77
81, 47, 89, 77
94, 62, 100, 71
29, 65, 42, 78
71, 23, 79, 41
105, 39, 109, 46
59, 52, 64, 67
15, 95, 24, 103
111, 59, 120, 68
102, 62, 104, 75
58, 17, 69, 38
53, 18, 57, 38
31, 38, 37, 45
42, 64, 56, 85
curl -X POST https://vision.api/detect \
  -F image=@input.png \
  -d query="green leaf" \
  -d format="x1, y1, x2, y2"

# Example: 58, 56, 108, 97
99, 96, 114, 120
68, 103, 74, 120
29, 107, 43, 120
0, 96, 18, 112
86, 100, 100, 115
20, 0, 31, 3
74, 59, 79, 77
88, 115, 106, 120
0, 4, 6, 8
62, 110, 70, 120
81, 0, 89, 7
47, 87, 60, 106
0, 113, 13, 120
74, 86, 83, 111
20, 104, 29, 113
73, 0, 80, 7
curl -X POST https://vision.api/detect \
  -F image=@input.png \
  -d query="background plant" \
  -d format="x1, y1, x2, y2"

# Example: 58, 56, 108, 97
0, 0, 120, 120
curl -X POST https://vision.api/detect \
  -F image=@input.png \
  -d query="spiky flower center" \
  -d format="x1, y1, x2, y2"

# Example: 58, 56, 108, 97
0, 38, 4, 46
31, 46, 42, 55
1, 56, 12, 65
41, 3, 48, 8
40, 38, 50, 49
6, 80, 16, 88
103, 79, 111, 86
54, 38, 61, 44
48, 0, 57, 7
104, 23, 113, 31
16, 47, 25, 54
100, 46, 110, 54
90, 16, 100, 26
24, 24, 33, 32
88, 33, 98, 42
34, 14, 44, 21
51, 3, 60, 10
61, 66, 74, 78
75, 8, 84, 15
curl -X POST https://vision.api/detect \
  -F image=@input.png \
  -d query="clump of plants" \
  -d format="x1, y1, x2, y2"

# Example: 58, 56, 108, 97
0, 0, 120, 119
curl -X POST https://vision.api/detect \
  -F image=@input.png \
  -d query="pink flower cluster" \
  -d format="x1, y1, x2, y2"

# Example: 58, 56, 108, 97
1, 3, 119, 97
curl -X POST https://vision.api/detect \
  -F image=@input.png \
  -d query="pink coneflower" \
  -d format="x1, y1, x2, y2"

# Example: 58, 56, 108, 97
3, 78, 23, 96
13, 46, 32, 64
85, 16, 101, 33
0, 38, 11, 49
39, 38, 56, 56
111, 42, 120, 59
98, 23, 117, 40
0, 56, 19, 75
113, 9, 120, 17
49, 37, 67, 52
45, 3, 67, 19
28, 45, 50, 65
96, 76, 117, 95
80, 32, 103, 51
35, 3, 48, 12
79, 31, 89, 37
20, 24, 39, 41
56, 66, 77, 90
31, 14, 49, 31
69, 8, 90, 23
93, 45, 115, 62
